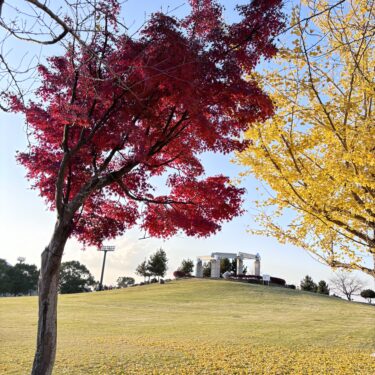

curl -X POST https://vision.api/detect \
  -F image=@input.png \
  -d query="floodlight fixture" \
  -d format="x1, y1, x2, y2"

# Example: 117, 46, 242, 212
98, 245, 116, 291
99, 245, 115, 252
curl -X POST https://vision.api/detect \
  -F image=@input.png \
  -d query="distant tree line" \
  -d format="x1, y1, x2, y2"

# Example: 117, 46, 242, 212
4, 254, 372, 303
117, 276, 135, 288
0, 258, 39, 296
59, 261, 96, 294
300, 272, 374, 303
0, 258, 96, 295
1, 250, 171, 295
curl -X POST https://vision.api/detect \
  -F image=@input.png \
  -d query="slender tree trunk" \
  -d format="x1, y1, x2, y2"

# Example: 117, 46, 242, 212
31, 218, 71, 375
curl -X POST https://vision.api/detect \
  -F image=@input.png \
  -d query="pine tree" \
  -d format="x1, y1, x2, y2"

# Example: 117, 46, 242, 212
317, 280, 330, 295
300, 275, 317, 292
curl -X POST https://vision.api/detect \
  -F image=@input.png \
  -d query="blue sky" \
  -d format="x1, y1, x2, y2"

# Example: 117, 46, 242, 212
0, 0, 373, 292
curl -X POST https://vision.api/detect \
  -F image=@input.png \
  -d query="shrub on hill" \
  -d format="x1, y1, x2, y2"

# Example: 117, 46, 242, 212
203, 263, 211, 278
173, 270, 186, 279
178, 259, 194, 276
228, 274, 287, 288
360, 289, 375, 303
234, 274, 262, 280
270, 277, 286, 286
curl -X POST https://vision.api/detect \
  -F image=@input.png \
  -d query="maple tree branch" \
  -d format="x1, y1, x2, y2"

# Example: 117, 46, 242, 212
148, 111, 189, 156
63, 165, 72, 206
0, 102, 8, 111
89, 110, 189, 200
115, 178, 194, 206
61, 70, 80, 153
24, 0, 86, 47
56, 68, 81, 214
61, 128, 133, 215
96, 133, 130, 175
0, 53, 24, 103
66, 101, 149, 206
0, 20, 68, 45
96, 15, 109, 79
162, 106, 176, 134
65, 91, 127, 159
94, 161, 140, 193
144, 153, 183, 169
55, 153, 70, 216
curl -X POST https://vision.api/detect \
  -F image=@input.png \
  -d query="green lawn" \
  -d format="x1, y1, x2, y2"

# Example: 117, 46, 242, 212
1, 279, 374, 374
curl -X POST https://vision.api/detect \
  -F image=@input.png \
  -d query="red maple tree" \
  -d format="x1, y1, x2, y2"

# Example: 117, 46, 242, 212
10, 1, 284, 374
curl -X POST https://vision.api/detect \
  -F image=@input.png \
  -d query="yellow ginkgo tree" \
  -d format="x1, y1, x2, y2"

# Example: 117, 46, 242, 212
236, 0, 375, 277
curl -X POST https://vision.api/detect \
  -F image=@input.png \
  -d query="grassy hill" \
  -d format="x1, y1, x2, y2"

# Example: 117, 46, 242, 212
1, 279, 374, 374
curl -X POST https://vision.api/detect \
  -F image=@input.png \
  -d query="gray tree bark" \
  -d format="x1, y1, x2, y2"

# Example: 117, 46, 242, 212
31, 218, 71, 375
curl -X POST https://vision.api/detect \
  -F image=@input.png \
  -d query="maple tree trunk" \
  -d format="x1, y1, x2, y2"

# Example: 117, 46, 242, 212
31, 218, 71, 375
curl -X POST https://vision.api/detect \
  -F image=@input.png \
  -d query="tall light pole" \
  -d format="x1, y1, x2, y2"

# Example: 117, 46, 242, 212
98, 245, 115, 291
